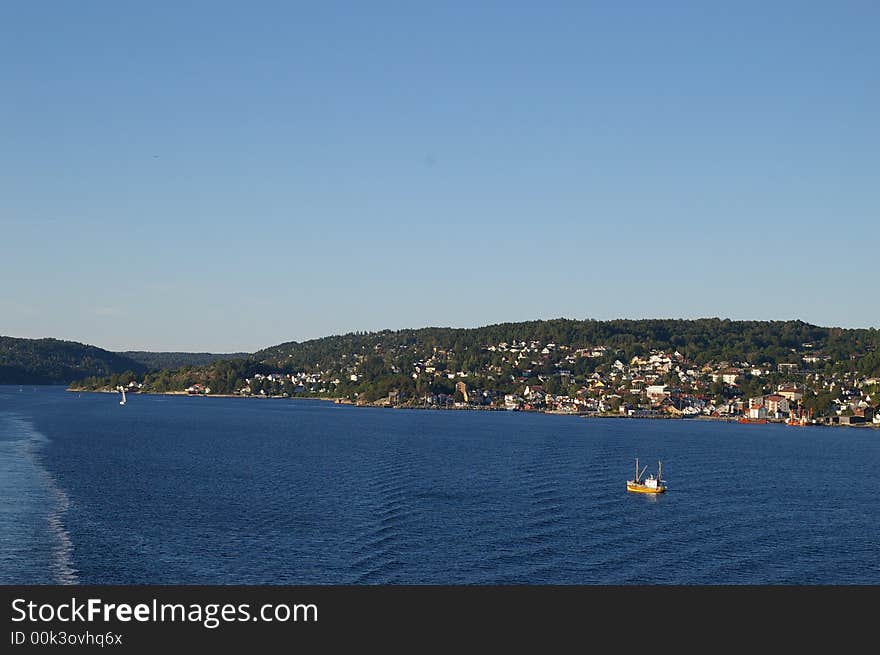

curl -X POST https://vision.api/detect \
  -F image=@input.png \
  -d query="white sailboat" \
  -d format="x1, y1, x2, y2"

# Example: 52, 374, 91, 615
119, 386, 127, 405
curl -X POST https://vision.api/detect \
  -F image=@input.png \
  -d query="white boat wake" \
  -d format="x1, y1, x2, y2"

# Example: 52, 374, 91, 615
1, 415, 79, 585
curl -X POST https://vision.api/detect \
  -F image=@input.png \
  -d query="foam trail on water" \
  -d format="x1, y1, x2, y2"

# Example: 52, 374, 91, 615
9, 416, 79, 584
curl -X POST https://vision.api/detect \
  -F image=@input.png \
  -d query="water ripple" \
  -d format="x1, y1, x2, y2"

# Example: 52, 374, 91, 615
2, 390, 879, 584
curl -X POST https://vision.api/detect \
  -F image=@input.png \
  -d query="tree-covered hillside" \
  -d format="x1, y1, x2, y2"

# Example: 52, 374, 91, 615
121, 351, 251, 370
68, 319, 880, 412
0, 336, 147, 384
256, 319, 880, 375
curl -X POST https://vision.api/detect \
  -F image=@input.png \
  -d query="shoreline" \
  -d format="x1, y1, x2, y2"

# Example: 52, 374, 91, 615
67, 388, 338, 401
65, 387, 880, 428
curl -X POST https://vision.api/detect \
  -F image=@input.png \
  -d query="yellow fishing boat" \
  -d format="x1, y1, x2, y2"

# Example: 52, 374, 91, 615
626, 458, 666, 494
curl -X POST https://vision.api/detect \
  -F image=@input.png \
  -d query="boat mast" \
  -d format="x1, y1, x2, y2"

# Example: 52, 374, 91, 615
635, 457, 639, 482
658, 460, 662, 482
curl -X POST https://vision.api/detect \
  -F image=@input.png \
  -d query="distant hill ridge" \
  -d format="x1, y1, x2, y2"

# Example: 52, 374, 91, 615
121, 351, 251, 370
0, 336, 147, 384
253, 318, 879, 371
0, 336, 251, 384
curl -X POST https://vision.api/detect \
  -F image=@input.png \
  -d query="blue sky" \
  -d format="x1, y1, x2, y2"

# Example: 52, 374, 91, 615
1, 1, 877, 352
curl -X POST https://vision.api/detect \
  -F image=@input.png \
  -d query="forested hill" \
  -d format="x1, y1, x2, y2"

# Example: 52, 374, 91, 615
67, 319, 880, 410
121, 351, 251, 370
0, 336, 147, 384
254, 319, 880, 373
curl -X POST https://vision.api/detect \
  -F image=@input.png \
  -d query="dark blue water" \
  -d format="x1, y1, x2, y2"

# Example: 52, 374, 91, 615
2, 386, 878, 584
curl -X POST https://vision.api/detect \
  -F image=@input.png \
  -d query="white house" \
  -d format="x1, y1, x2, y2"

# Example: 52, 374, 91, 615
777, 384, 804, 402
748, 405, 768, 419
646, 385, 670, 403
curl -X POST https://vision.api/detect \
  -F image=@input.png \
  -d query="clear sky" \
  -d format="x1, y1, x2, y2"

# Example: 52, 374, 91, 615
1, 1, 877, 352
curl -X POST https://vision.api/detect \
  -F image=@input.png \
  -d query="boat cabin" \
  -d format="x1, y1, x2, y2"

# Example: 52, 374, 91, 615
641, 474, 659, 489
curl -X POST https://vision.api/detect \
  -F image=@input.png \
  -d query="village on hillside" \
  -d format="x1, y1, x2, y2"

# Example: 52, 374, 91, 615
180, 338, 880, 426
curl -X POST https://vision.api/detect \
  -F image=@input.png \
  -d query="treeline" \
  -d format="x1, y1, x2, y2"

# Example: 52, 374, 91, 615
0, 335, 254, 385
72, 358, 267, 395
121, 351, 251, 370
0, 336, 147, 384
256, 319, 880, 377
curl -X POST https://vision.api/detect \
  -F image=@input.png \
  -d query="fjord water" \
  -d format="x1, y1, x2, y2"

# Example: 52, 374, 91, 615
1, 386, 878, 584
